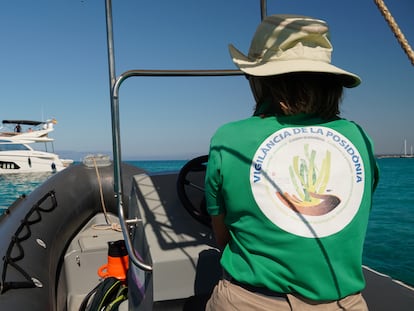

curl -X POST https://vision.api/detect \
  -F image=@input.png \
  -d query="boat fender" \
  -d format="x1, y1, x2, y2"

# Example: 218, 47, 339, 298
78, 277, 127, 311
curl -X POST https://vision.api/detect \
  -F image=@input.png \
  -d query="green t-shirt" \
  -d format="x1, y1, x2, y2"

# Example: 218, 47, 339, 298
205, 114, 379, 301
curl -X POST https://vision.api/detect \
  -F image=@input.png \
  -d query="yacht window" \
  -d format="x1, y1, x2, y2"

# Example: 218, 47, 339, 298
0, 141, 30, 151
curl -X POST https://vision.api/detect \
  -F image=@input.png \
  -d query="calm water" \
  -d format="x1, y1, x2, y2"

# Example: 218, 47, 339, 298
363, 157, 414, 286
0, 158, 413, 287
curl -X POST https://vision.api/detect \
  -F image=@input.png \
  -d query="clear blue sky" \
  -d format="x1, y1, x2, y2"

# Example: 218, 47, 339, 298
1, 0, 413, 160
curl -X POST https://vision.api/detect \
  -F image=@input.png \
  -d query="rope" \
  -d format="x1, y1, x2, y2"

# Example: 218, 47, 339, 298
91, 157, 122, 232
374, 0, 414, 66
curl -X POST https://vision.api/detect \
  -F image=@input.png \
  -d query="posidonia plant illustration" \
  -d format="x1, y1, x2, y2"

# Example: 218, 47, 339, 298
289, 144, 331, 205
277, 144, 340, 216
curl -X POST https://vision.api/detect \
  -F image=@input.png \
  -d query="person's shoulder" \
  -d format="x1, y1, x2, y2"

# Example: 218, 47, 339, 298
214, 117, 259, 134
326, 117, 361, 129
337, 117, 368, 129
327, 117, 373, 140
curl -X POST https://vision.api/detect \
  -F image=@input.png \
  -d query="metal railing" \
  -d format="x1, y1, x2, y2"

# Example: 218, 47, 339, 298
104, 0, 266, 272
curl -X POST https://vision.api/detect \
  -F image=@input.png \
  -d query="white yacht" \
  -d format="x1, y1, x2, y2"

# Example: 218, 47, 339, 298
0, 119, 73, 174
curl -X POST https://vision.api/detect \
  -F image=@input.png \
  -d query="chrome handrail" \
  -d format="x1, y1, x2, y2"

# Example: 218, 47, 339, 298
112, 70, 243, 272
112, 69, 243, 99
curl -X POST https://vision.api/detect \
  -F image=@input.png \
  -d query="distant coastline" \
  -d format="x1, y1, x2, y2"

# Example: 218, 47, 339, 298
376, 154, 414, 159
59, 150, 414, 161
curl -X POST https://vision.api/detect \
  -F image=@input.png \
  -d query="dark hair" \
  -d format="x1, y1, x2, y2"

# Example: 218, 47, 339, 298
249, 73, 344, 120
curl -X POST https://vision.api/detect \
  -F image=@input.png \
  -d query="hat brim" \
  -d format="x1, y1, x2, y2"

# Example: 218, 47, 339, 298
229, 44, 361, 88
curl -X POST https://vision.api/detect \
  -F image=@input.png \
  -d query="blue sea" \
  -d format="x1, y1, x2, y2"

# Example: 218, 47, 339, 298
0, 158, 413, 287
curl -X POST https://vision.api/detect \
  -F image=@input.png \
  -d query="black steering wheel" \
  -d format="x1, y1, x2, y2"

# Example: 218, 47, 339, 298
177, 155, 211, 227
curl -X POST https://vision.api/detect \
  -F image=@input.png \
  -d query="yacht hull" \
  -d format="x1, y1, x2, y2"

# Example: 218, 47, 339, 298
0, 151, 66, 174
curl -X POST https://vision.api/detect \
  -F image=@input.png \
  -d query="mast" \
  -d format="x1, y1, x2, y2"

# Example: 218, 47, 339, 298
104, 0, 153, 272
405, 139, 407, 156
105, 0, 123, 211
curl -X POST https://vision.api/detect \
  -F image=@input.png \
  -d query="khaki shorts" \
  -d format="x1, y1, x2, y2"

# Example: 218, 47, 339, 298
205, 279, 368, 311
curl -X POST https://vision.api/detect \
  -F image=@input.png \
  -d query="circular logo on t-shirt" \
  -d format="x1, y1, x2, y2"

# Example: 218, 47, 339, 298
250, 126, 365, 238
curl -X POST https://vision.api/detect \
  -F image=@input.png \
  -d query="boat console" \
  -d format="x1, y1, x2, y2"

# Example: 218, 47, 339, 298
60, 167, 220, 310
128, 172, 219, 309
